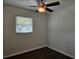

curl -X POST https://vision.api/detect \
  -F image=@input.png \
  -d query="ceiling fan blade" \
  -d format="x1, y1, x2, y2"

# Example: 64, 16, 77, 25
46, 8, 53, 12
36, 10, 38, 12
28, 6, 36, 7
46, 2, 60, 7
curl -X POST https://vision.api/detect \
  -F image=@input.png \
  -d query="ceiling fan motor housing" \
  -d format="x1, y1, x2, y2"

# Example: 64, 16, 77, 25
37, 2, 46, 12
36, 0, 60, 12
38, 2, 46, 8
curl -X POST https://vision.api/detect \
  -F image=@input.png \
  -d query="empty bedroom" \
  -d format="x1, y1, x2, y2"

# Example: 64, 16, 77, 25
3, 0, 75, 59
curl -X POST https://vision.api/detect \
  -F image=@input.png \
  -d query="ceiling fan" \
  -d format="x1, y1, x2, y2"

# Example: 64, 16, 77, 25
28, 0, 60, 13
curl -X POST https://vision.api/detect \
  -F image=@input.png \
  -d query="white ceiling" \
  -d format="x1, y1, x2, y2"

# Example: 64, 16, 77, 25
3, 0, 75, 12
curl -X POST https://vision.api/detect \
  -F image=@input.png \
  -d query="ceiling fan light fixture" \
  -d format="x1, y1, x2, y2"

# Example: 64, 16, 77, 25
28, 0, 60, 13
37, 7, 46, 13
37, 2, 46, 13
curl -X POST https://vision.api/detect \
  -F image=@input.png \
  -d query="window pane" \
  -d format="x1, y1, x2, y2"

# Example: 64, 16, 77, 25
16, 16, 33, 33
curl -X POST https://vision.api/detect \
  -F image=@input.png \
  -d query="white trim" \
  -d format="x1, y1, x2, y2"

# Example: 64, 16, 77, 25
4, 45, 46, 58
48, 45, 75, 59
4, 45, 75, 59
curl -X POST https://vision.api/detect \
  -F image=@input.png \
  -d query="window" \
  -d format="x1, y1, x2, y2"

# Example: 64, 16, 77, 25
16, 16, 33, 33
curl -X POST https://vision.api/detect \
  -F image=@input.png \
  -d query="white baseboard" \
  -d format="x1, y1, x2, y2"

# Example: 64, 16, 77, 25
4, 45, 75, 59
48, 46, 75, 59
4, 45, 46, 58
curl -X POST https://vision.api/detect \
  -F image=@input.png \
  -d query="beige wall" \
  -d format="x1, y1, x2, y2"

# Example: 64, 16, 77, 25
4, 4, 75, 58
3, 4, 48, 57
48, 5, 75, 57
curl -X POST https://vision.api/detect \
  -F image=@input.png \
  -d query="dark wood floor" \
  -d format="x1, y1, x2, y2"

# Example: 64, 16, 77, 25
5, 47, 73, 59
